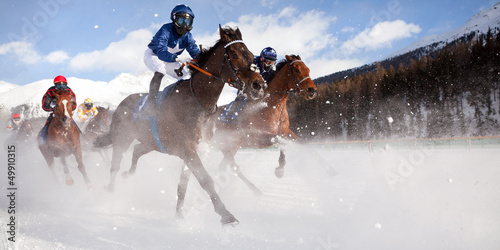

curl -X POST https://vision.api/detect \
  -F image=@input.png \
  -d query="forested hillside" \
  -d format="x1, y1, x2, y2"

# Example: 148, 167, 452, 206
289, 29, 500, 141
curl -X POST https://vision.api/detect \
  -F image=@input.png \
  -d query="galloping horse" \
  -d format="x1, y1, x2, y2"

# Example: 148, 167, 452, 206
83, 106, 111, 144
38, 90, 92, 188
213, 55, 318, 195
94, 26, 266, 225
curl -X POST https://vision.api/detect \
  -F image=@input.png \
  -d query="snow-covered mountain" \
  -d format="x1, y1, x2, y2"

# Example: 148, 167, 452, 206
390, 2, 500, 57
0, 72, 238, 121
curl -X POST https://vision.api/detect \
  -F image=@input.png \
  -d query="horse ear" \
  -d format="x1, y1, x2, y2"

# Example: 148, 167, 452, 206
219, 24, 228, 42
235, 27, 242, 39
297, 55, 302, 60
285, 55, 293, 62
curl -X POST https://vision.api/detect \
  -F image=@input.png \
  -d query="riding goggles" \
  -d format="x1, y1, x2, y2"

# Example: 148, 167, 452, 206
263, 59, 276, 66
175, 14, 193, 27
55, 82, 68, 90
85, 103, 93, 109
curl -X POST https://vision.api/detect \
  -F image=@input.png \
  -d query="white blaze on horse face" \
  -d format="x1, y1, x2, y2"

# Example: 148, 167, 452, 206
62, 100, 70, 118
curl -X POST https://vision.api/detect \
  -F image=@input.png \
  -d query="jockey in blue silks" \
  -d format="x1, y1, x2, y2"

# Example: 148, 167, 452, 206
253, 47, 278, 81
143, 4, 201, 115
220, 47, 278, 123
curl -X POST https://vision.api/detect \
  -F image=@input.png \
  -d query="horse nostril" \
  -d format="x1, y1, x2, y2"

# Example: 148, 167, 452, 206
308, 88, 317, 93
252, 82, 261, 90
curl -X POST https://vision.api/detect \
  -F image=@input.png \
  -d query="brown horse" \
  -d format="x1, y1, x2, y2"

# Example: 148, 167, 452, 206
213, 55, 318, 195
38, 90, 92, 188
83, 106, 111, 145
94, 26, 266, 225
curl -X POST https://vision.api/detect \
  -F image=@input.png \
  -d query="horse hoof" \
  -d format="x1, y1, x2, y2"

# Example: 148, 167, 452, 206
275, 167, 284, 178
221, 215, 239, 227
122, 171, 134, 179
66, 178, 74, 186
253, 188, 263, 196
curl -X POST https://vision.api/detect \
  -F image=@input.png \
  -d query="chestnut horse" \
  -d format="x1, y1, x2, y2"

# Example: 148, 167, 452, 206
213, 55, 318, 195
38, 90, 92, 188
94, 26, 265, 225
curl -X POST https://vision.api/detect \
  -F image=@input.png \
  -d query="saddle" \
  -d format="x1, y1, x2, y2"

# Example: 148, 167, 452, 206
219, 95, 247, 124
132, 82, 179, 121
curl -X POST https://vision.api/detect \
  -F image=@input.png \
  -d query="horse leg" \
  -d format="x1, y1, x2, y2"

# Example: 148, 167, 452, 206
183, 152, 238, 225
105, 142, 129, 192
223, 151, 262, 196
60, 157, 74, 186
122, 143, 153, 179
275, 149, 286, 178
175, 165, 191, 219
39, 145, 60, 181
74, 145, 93, 189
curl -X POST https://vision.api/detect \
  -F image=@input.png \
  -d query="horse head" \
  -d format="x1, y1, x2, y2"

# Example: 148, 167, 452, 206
218, 25, 267, 100
285, 55, 318, 100
52, 90, 75, 129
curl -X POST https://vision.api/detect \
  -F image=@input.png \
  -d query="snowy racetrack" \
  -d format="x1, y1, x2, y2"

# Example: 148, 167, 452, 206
1, 138, 499, 250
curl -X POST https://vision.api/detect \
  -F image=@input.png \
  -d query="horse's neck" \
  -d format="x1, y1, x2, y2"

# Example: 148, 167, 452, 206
265, 65, 290, 106
191, 47, 226, 108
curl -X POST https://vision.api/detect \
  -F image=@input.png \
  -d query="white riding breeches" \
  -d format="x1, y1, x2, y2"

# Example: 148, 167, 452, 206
143, 48, 190, 80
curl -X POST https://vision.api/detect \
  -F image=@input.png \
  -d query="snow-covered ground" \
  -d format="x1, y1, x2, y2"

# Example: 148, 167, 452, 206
1, 134, 499, 250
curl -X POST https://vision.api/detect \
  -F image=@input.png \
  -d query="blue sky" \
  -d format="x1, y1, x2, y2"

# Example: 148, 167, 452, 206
0, 0, 497, 85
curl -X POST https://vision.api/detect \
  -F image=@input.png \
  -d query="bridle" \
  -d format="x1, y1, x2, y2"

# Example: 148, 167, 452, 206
268, 59, 311, 96
186, 39, 259, 113
286, 59, 311, 95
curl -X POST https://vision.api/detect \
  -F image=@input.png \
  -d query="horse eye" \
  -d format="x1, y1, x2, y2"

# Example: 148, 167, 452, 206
230, 52, 239, 59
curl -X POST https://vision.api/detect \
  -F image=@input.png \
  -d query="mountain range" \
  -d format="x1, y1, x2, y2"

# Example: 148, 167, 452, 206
315, 2, 500, 84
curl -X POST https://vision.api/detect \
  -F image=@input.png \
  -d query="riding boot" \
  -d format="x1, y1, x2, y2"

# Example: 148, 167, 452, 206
146, 71, 164, 117
38, 114, 53, 144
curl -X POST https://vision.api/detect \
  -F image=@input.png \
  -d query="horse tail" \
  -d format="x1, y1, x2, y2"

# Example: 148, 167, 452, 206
94, 132, 112, 148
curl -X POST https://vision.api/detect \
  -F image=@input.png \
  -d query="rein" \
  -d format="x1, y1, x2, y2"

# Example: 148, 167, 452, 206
267, 59, 311, 96
184, 39, 255, 114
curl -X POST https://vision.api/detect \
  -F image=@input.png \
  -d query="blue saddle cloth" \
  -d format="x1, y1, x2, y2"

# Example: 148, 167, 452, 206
132, 82, 179, 121
219, 95, 247, 124
131, 81, 180, 153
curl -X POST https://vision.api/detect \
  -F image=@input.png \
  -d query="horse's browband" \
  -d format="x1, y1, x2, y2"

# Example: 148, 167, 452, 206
290, 60, 304, 65
224, 40, 244, 48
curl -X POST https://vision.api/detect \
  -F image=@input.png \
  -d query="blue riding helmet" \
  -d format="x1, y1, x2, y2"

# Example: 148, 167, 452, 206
260, 47, 277, 61
171, 4, 195, 36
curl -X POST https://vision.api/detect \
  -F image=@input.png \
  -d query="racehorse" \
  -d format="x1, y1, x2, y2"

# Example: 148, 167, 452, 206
82, 106, 111, 160
213, 55, 318, 195
94, 26, 266, 225
83, 106, 111, 145
38, 90, 92, 189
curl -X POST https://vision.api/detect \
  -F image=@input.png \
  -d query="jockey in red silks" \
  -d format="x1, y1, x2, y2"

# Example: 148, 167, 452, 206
38, 75, 77, 143
6, 113, 22, 132
143, 4, 201, 115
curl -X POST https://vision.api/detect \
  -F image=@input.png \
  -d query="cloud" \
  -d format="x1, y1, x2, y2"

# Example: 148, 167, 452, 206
45, 50, 69, 64
341, 20, 421, 54
0, 41, 42, 64
196, 7, 338, 60
69, 29, 152, 73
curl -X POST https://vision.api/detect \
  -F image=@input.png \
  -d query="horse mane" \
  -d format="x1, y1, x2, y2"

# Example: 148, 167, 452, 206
266, 54, 300, 83
188, 26, 243, 74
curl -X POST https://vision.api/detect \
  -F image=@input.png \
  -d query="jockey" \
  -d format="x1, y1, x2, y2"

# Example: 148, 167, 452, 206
77, 98, 98, 122
143, 4, 201, 115
6, 113, 22, 132
253, 47, 278, 81
38, 75, 77, 143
